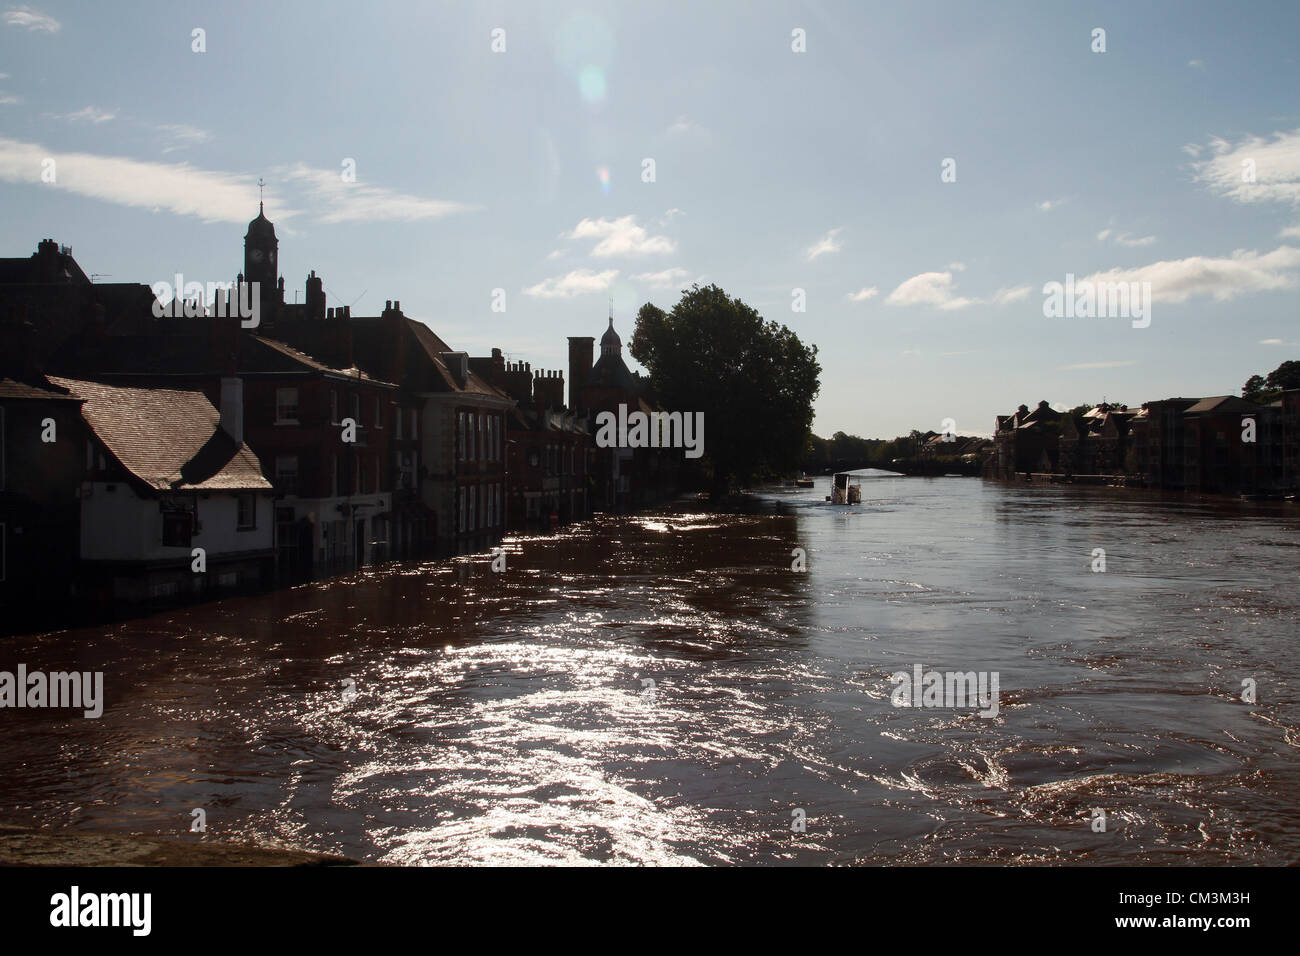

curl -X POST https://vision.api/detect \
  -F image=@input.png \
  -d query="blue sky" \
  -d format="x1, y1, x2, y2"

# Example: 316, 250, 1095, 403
2, 0, 1298, 437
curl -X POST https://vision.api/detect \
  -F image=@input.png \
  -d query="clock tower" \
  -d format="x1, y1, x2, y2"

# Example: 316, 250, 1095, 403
243, 201, 278, 291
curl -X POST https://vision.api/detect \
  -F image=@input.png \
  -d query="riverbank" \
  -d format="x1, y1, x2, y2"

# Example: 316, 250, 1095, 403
0, 826, 359, 867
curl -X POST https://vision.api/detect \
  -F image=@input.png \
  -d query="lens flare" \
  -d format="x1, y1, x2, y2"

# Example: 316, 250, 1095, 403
598, 167, 611, 195
578, 65, 607, 103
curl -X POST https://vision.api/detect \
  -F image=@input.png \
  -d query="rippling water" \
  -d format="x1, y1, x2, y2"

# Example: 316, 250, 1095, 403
2, 474, 1298, 865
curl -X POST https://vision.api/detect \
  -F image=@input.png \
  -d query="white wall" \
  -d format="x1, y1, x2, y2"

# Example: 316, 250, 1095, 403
81, 484, 273, 561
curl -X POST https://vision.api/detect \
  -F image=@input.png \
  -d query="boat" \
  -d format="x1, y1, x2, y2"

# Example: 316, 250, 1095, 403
827, 472, 861, 504
794, 476, 815, 488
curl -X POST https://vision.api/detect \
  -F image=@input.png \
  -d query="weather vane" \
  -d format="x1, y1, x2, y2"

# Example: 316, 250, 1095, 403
257, 177, 265, 206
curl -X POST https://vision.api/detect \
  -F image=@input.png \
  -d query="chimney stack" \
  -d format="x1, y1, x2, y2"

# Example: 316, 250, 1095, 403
219, 377, 244, 444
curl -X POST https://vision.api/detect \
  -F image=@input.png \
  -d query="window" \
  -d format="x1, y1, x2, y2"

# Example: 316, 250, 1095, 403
375, 397, 383, 428
275, 388, 299, 424
458, 486, 467, 533
331, 456, 339, 497
357, 456, 367, 497
457, 412, 466, 461
162, 512, 193, 547
275, 455, 299, 495
469, 484, 477, 531
237, 494, 256, 530
468, 412, 476, 461
395, 407, 402, 438
350, 393, 360, 423
410, 408, 418, 441
330, 390, 339, 424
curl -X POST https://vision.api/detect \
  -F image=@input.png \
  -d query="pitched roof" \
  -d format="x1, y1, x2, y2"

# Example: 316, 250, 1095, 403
1184, 395, 1261, 415
51, 331, 395, 385
402, 319, 509, 398
47, 376, 272, 493
0, 377, 81, 401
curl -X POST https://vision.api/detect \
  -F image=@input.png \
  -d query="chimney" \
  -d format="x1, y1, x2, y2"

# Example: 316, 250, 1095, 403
219, 377, 244, 444
568, 336, 594, 411
441, 351, 469, 387
306, 270, 325, 320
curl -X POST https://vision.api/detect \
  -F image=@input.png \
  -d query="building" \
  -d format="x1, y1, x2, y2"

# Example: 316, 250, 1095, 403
48, 375, 274, 604
568, 313, 679, 510
992, 401, 1062, 479
470, 348, 591, 528
0, 375, 86, 626
1182, 395, 1275, 495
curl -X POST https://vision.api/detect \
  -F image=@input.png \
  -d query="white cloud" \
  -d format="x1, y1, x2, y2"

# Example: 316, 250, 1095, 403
630, 267, 690, 288
1260, 338, 1284, 345
523, 268, 619, 299
846, 286, 878, 302
569, 215, 675, 257
155, 123, 211, 153
804, 227, 843, 261
3, 5, 60, 32
991, 285, 1031, 304
54, 105, 117, 124
1191, 128, 1300, 207
1058, 360, 1137, 371
666, 115, 707, 138
886, 271, 1028, 310
886, 271, 975, 310
1098, 227, 1156, 246
0, 137, 476, 226
275, 162, 476, 224
0, 136, 270, 223
1037, 198, 1067, 212
0, 92, 20, 105
1188, 59, 1205, 70
1080, 245, 1300, 303
1280, 224, 1300, 239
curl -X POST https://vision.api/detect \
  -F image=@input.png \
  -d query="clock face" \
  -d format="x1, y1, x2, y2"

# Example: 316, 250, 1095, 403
250, 249, 264, 263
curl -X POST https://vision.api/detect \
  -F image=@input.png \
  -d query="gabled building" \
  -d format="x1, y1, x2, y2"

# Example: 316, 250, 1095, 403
277, 298, 513, 554
47, 375, 274, 603
1183, 395, 1274, 495
992, 401, 1062, 479
51, 325, 401, 579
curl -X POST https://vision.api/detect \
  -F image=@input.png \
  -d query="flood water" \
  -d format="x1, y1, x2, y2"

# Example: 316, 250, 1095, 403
2, 474, 1297, 865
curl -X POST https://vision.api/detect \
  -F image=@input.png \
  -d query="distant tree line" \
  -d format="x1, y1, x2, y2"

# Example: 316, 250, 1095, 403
1242, 360, 1300, 403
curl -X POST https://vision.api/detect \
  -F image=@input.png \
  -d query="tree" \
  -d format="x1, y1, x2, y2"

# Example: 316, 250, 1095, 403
1264, 360, 1300, 391
630, 284, 821, 496
1242, 374, 1267, 401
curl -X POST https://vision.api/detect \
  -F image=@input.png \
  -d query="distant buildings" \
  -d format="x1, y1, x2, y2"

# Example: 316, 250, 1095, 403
0, 211, 682, 624
992, 392, 1300, 496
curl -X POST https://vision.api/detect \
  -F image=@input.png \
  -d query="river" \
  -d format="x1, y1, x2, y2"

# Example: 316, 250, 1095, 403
2, 473, 1297, 865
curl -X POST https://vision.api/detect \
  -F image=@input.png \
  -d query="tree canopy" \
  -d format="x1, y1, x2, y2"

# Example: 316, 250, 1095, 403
1241, 360, 1300, 401
630, 284, 820, 495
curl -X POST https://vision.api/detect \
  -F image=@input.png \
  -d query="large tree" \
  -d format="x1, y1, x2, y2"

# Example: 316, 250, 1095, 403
630, 284, 821, 496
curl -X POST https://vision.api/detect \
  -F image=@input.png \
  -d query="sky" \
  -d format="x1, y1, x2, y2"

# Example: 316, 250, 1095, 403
2, 0, 1298, 438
